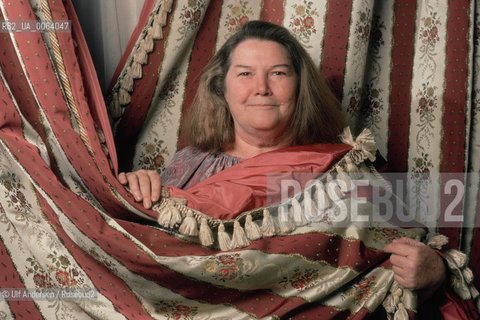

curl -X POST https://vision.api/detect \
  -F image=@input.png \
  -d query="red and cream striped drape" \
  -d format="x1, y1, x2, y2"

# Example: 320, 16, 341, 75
1, 0, 479, 318
108, 0, 480, 288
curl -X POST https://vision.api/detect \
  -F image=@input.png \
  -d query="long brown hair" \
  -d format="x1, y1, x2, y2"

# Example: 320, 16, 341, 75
183, 20, 345, 153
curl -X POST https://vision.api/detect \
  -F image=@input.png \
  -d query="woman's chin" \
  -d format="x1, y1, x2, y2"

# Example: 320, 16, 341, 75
248, 118, 287, 132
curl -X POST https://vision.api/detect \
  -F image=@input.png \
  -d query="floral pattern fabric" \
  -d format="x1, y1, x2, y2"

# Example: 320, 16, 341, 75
1, 0, 480, 319
109, 0, 480, 285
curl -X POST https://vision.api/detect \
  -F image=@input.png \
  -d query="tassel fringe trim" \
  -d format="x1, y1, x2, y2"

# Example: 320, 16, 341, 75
106, 0, 173, 123
151, 128, 378, 250
443, 247, 480, 312
151, 129, 480, 313
429, 233, 479, 311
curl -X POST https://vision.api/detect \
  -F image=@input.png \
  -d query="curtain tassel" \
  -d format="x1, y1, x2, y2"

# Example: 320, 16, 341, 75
157, 201, 176, 228
330, 181, 345, 201
244, 213, 262, 240
144, 30, 154, 52
179, 210, 198, 236
314, 183, 331, 210
217, 222, 232, 251
199, 217, 214, 246
260, 209, 276, 237
277, 205, 295, 233
120, 73, 134, 92
231, 220, 250, 248
345, 157, 359, 174
159, 5, 169, 25
291, 198, 307, 226
152, 16, 163, 39
393, 303, 408, 320
336, 171, 353, 193
131, 62, 143, 79
118, 88, 131, 106
133, 43, 148, 65
445, 249, 467, 268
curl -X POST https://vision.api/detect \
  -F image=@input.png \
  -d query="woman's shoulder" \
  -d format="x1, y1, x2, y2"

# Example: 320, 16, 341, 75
172, 145, 207, 159
162, 146, 210, 177
162, 146, 242, 189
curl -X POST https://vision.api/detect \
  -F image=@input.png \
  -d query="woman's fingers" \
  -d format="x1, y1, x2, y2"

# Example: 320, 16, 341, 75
119, 170, 162, 209
388, 252, 409, 268
118, 172, 128, 184
148, 170, 162, 202
384, 237, 446, 291
391, 265, 411, 287
125, 171, 143, 202
137, 171, 154, 208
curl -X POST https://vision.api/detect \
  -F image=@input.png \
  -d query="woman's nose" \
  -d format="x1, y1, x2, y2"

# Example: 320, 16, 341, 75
255, 75, 271, 95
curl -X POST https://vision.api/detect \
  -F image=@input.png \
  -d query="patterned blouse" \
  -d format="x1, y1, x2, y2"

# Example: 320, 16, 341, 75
161, 146, 244, 189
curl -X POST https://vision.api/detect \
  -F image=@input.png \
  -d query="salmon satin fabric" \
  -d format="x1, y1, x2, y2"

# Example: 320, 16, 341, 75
167, 144, 351, 219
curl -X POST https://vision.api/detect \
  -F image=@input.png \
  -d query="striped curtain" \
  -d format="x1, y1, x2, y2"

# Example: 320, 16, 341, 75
0, 0, 479, 318
108, 0, 480, 288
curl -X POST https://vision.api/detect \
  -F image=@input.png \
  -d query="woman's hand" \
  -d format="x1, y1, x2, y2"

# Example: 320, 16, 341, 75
384, 237, 446, 291
118, 170, 162, 209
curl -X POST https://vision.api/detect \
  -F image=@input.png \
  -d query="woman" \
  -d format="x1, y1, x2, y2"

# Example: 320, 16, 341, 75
121, 20, 345, 201
120, 20, 446, 307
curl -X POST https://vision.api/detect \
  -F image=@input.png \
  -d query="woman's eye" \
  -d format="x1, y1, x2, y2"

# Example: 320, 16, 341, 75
239, 72, 251, 76
272, 71, 286, 76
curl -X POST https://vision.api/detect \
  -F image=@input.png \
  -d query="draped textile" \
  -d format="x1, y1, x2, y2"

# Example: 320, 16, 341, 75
166, 144, 351, 218
0, 0, 479, 319
106, 0, 480, 291
0, 5, 428, 315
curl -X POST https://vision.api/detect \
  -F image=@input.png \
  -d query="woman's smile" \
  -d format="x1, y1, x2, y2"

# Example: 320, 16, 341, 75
246, 103, 280, 107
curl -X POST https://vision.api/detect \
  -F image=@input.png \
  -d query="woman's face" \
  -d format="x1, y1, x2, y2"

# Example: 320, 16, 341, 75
224, 39, 298, 146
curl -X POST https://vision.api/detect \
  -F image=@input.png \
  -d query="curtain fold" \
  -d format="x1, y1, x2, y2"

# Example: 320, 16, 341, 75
107, 0, 480, 289
0, 0, 479, 318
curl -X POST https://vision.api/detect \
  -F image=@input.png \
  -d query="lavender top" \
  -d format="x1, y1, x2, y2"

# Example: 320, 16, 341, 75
161, 146, 243, 189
